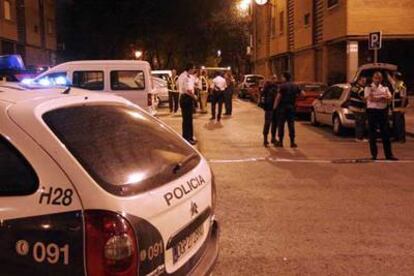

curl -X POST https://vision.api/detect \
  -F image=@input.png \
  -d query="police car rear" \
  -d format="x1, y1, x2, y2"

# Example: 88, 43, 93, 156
0, 85, 219, 275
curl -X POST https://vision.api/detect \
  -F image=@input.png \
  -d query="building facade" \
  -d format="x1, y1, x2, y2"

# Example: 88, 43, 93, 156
251, 0, 414, 88
0, 0, 56, 66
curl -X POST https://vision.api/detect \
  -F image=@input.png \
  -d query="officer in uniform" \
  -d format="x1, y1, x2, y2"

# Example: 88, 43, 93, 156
388, 72, 408, 143
364, 71, 397, 161
199, 70, 209, 113
224, 71, 235, 116
348, 75, 368, 142
210, 71, 227, 122
178, 63, 197, 145
168, 69, 180, 113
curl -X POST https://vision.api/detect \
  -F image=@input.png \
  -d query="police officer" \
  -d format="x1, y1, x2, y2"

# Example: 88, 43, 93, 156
349, 75, 368, 142
178, 63, 197, 145
199, 70, 209, 113
224, 71, 235, 116
261, 75, 279, 147
210, 71, 227, 122
274, 72, 303, 148
364, 71, 397, 161
168, 69, 180, 113
388, 72, 408, 143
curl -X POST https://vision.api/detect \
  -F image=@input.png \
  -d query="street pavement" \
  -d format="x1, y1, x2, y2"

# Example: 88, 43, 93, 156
158, 100, 414, 276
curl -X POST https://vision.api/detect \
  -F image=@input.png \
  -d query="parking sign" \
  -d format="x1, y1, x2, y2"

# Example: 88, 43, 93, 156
369, 31, 382, 50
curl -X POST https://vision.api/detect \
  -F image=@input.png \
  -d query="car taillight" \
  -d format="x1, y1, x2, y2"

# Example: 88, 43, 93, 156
147, 94, 153, 107
85, 210, 138, 276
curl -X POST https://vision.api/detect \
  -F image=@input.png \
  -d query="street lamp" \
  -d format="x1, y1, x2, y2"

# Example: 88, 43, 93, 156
254, 0, 269, 5
134, 50, 143, 59
237, 0, 251, 14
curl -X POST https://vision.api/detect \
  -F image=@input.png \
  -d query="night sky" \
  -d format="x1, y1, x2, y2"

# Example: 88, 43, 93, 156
57, 0, 248, 71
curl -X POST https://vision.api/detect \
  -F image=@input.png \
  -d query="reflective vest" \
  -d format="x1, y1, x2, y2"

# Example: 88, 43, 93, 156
200, 76, 209, 93
168, 76, 178, 92
348, 83, 366, 113
392, 81, 407, 112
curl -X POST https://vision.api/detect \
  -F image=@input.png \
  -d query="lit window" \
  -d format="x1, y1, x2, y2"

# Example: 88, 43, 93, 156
4, 0, 11, 20
327, 0, 339, 8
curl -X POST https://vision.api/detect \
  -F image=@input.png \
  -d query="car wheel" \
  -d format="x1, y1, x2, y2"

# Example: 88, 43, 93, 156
333, 115, 343, 136
310, 110, 319, 126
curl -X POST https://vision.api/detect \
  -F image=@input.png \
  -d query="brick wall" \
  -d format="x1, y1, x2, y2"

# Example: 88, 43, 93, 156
347, 0, 414, 36
294, 49, 314, 81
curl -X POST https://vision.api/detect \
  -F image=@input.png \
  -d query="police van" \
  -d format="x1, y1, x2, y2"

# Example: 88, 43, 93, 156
23, 60, 160, 115
0, 83, 219, 275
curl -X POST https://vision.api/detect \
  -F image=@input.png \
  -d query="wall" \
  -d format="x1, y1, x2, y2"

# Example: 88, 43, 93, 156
323, 0, 347, 42
0, 0, 18, 41
25, 0, 42, 47
294, 49, 314, 81
347, 0, 414, 36
293, 0, 312, 50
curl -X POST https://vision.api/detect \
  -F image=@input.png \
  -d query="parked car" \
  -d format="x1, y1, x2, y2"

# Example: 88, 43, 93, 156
238, 74, 264, 99
0, 83, 219, 276
311, 84, 354, 135
152, 70, 172, 81
295, 82, 327, 115
152, 76, 169, 105
24, 60, 159, 115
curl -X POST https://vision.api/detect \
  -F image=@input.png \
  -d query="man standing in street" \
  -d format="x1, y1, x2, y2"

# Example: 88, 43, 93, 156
365, 71, 397, 160
274, 72, 303, 148
178, 63, 197, 145
199, 70, 209, 113
210, 71, 227, 122
168, 69, 180, 114
224, 71, 235, 116
349, 75, 368, 142
388, 72, 408, 143
261, 75, 279, 147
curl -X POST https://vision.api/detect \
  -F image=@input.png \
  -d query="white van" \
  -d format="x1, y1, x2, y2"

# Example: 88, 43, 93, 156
28, 60, 159, 115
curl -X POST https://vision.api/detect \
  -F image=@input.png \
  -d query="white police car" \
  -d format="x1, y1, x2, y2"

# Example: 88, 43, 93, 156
0, 83, 219, 275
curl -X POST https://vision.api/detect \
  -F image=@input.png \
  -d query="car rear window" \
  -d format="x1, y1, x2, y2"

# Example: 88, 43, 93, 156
43, 105, 200, 196
0, 136, 38, 196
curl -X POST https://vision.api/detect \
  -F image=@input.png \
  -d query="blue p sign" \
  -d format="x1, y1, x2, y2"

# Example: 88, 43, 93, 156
369, 32, 382, 50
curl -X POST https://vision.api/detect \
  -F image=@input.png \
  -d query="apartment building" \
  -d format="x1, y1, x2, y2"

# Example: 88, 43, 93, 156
251, 0, 414, 88
0, 0, 56, 66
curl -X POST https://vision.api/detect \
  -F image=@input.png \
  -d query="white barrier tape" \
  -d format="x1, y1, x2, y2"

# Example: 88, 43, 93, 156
209, 157, 414, 164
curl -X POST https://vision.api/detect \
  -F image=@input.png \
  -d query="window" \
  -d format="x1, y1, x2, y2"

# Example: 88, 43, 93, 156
35, 72, 68, 86
3, 0, 11, 21
47, 19, 54, 35
323, 86, 343, 100
0, 136, 38, 196
304, 13, 311, 27
270, 2, 276, 38
111, 70, 145, 91
43, 105, 200, 196
331, 87, 344, 99
279, 11, 285, 35
73, 71, 104, 91
327, 0, 339, 8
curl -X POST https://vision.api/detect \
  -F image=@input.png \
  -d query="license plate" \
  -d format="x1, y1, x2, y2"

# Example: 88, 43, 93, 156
172, 225, 204, 264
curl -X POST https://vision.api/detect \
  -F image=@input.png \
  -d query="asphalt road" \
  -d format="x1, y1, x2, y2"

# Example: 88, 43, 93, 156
158, 99, 414, 276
